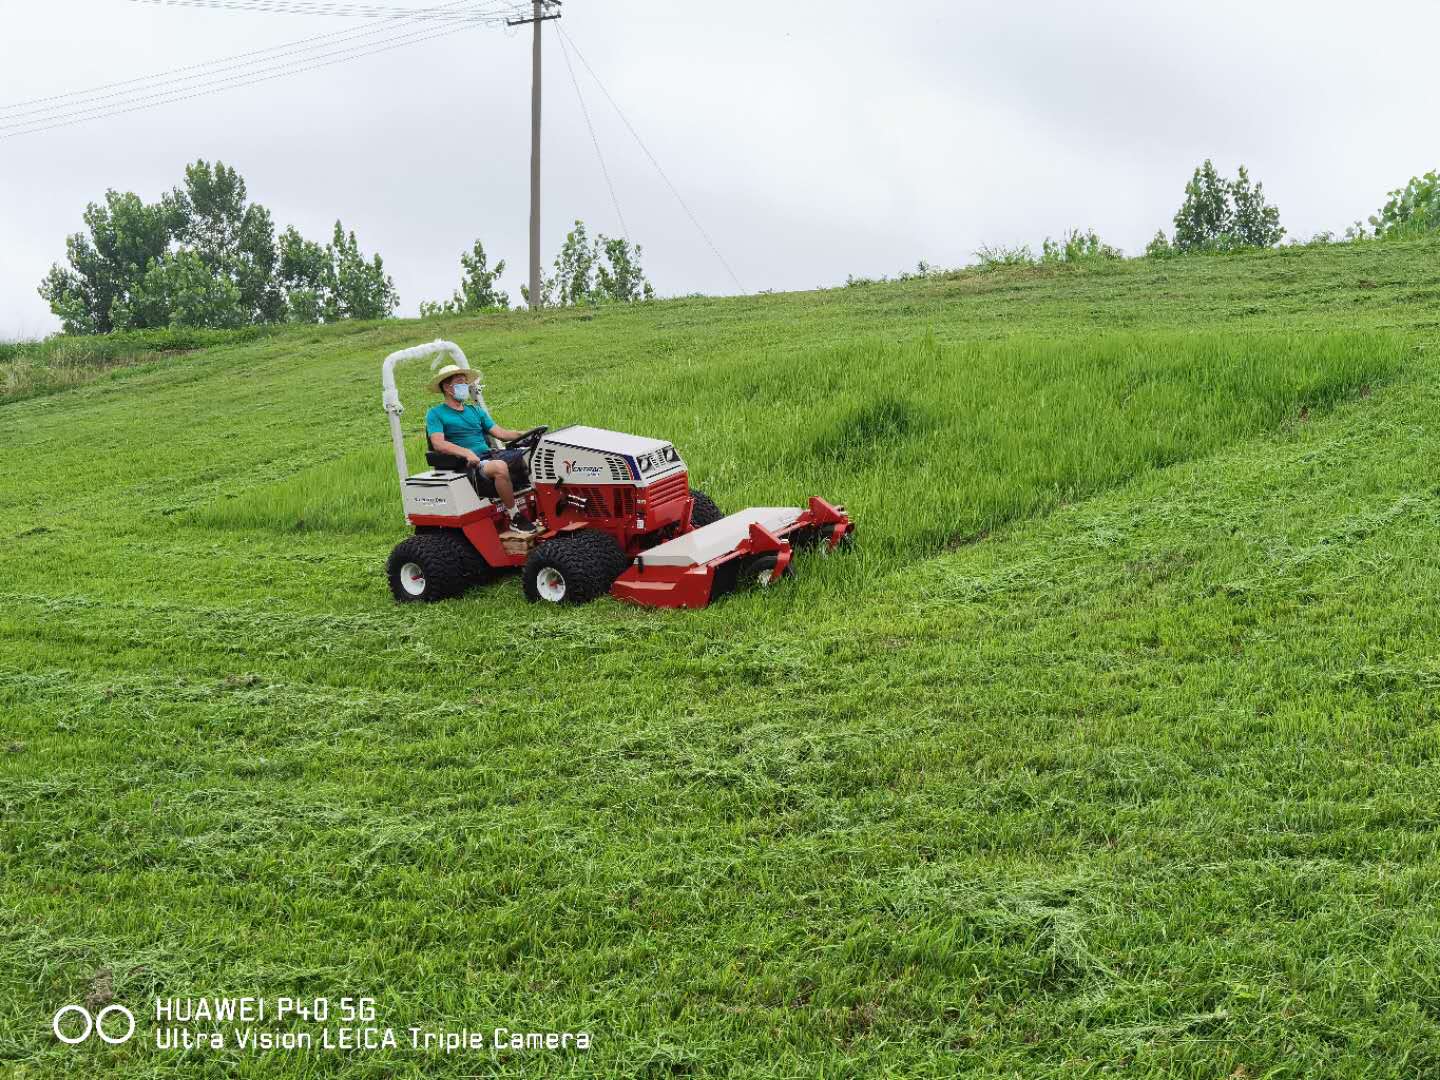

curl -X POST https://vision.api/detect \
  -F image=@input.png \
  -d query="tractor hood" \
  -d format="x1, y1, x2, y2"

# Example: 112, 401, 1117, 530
534, 426, 685, 485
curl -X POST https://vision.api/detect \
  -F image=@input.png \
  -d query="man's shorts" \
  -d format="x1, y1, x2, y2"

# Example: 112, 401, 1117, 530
474, 447, 530, 489
481, 448, 529, 469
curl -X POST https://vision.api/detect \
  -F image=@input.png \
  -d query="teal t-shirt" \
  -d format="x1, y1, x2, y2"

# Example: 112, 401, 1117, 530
425, 402, 495, 455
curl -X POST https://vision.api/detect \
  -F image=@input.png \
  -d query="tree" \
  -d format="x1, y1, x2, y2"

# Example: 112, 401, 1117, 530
38, 160, 399, 333
277, 226, 335, 324
552, 220, 597, 307
1167, 160, 1285, 253
37, 190, 169, 334
275, 221, 399, 323
162, 160, 283, 325
595, 236, 655, 302
420, 239, 509, 317
329, 222, 398, 320
1172, 160, 1233, 252
1369, 170, 1440, 238
111, 250, 250, 331
522, 220, 655, 308
1228, 166, 1285, 248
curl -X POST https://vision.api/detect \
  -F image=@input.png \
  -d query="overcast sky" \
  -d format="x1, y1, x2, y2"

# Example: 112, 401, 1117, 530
1, 0, 1436, 340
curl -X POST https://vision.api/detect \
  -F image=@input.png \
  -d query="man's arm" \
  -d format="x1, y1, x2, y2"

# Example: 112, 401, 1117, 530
490, 425, 528, 443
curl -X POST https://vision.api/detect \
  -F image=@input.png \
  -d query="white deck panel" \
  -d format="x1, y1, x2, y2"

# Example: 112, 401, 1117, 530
642, 507, 801, 567
546, 425, 671, 457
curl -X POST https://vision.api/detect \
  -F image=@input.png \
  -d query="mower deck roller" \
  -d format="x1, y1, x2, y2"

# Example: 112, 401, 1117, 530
382, 340, 853, 609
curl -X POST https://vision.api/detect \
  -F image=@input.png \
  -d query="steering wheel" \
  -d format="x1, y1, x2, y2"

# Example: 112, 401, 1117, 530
505, 425, 548, 451
504, 426, 549, 472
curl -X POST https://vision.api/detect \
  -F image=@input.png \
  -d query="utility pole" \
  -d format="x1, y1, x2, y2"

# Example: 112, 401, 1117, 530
508, 0, 562, 310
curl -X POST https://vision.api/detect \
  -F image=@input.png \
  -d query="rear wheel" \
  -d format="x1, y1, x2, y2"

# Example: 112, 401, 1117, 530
522, 531, 626, 604
387, 533, 478, 603
689, 489, 724, 529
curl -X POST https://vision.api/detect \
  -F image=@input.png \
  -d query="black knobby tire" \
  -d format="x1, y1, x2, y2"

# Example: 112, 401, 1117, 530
689, 489, 724, 529
412, 526, 495, 582
387, 532, 479, 603
523, 530, 627, 604
570, 528, 632, 583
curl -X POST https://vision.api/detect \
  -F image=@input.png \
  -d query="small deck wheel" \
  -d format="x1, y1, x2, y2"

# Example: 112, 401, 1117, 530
748, 553, 793, 589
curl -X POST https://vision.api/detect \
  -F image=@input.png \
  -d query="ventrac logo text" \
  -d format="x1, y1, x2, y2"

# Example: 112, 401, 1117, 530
562, 459, 604, 477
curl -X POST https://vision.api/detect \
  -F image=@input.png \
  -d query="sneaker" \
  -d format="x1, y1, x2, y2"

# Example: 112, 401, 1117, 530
507, 512, 541, 536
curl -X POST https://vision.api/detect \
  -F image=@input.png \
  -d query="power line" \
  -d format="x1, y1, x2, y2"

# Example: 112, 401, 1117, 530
0, 0, 518, 117
556, 22, 628, 243
0, 16, 487, 139
1, 0, 518, 121
128, 0, 526, 20
557, 25, 746, 295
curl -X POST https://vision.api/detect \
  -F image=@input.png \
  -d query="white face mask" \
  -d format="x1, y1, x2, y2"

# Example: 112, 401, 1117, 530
450, 382, 471, 402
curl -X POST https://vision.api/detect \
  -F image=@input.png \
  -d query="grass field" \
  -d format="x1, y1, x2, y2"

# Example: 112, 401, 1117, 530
3, 238, 1440, 1077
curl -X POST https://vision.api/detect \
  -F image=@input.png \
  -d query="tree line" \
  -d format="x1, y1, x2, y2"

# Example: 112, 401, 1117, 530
39, 160, 656, 335
1151, 162, 1438, 254
416, 221, 653, 317
850, 162, 1440, 285
40, 161, 399, 335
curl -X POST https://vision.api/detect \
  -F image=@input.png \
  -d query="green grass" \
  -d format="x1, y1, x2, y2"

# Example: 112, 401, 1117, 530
0, 326, 276, 402
3, 237, 1440, 1077
191, 331, 1397, 556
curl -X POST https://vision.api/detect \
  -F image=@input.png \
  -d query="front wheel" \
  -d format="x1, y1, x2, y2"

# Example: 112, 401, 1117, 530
689, 489, 724, 529
522, 531, 626, 604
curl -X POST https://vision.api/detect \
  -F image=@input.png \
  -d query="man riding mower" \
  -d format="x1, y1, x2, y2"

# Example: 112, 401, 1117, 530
424, 364, 540, 535
381, 340, 853, 608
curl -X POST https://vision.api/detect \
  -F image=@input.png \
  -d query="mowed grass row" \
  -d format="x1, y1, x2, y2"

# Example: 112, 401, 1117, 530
3, 240, 1439, 1077
190, 331, 1402, 563
5, 351, 1440, 1077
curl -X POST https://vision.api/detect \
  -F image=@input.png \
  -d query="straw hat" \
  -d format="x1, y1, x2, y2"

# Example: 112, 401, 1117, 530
430, 364, 474, 394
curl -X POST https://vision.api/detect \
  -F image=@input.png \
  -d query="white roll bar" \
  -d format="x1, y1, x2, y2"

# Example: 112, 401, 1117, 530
380, 339, 487, 488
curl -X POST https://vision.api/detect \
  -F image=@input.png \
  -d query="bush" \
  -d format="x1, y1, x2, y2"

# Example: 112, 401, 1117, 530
1369, 170, 1440, 239
1041, 229, 1122, 264
1144, 231, 1176, 259
974, 243, 1037, 269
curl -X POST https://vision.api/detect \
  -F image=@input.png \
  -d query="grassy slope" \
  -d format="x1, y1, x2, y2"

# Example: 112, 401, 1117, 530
2, 240, 1440, 1077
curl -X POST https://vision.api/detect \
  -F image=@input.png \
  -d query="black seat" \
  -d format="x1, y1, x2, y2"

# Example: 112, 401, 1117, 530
424, 448, 470, 471
424, 435, 529, 501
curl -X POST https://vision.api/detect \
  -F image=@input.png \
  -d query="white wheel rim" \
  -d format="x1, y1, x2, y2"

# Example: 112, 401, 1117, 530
756, 566, 775, 587
400, 561, 426, 597
536, 566, 567, 602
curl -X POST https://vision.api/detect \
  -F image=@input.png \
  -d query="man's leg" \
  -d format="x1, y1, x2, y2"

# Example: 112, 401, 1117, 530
482, 459, 516, 510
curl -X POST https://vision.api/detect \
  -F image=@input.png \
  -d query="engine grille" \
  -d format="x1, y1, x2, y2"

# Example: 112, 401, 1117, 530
563, 486, 614, 519
607, 455, 632, 481
644, 470, 690, 508
532, 447, 557, 481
